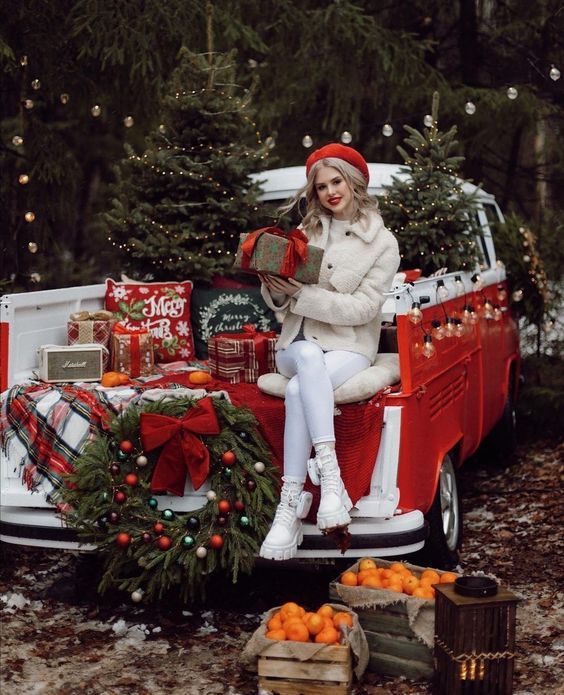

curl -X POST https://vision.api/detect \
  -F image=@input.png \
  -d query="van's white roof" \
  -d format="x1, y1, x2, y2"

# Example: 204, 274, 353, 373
252, 163, 494, 202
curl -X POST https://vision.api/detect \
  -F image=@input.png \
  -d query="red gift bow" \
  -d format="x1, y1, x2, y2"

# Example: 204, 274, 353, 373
214, 324, 277, 376
113, 323, 150, 377
240, 227, 309, 278
140, 396, 221, 496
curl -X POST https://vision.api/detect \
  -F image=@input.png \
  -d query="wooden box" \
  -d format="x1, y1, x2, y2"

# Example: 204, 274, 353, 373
329, 557, 436, 681
258, 641, 352, 695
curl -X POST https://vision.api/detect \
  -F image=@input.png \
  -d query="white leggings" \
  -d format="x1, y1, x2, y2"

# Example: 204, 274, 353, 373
275, 340, 370, 479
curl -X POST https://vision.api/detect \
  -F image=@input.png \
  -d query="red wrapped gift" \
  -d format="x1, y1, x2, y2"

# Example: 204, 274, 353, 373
67, 310, 115, 370
111, 323, 154, 378
208, 324, 277, 384
233, 227, 323, 284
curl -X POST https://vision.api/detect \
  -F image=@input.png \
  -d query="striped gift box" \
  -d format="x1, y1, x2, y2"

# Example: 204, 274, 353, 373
208, 332, 277, 384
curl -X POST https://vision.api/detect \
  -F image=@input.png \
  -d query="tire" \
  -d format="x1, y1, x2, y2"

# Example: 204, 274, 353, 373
486, 381, 517, 462
424, 454, 462, 570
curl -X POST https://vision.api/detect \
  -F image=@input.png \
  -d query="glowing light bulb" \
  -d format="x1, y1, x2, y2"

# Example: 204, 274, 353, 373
24, 211, 35, 222
497, 284, 507, 302
493, 306, 502, 321
340, 131, 352, 144
382, 123, 393, 137
423, 114, 433, 127
422, 335, 436, 359
465, 101, 476, 115
454, 319, 465, 337
471, 273, 483, 290
436, 279, 449, 300
512, 289, 523, 302
550, 66, 561, 81
454, 275, 465, 295
18, 174, 29, 184
302, 134, 313, 148
444, 317, 455, 337
408, 301, 422, 324
506, 87, 518, 100
483, 300, 494, 319
431, 319, 445, 341
91, 104, 102, 117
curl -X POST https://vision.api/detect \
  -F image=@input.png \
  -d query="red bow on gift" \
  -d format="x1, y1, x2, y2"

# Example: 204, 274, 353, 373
140, 396, 221, 496
113, 323, 149, 335
240, 227, 309, 278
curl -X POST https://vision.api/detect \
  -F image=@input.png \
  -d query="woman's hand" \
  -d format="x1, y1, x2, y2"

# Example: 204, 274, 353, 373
260, 274, 303, 296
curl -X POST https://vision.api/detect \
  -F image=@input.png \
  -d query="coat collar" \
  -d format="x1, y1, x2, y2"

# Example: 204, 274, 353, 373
312, 211, 384, 248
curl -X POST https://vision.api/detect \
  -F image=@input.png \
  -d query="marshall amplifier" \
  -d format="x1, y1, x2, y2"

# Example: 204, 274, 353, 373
38, 344, 105, 383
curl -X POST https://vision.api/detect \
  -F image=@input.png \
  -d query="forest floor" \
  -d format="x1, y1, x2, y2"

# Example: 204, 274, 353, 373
1, 440, 562, 695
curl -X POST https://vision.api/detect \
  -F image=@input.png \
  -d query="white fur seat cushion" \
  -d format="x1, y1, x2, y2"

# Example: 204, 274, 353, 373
257, 353, 400, 404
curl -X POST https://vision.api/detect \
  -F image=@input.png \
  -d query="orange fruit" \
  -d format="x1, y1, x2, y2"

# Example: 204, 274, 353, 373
380, 569, 394, 580
402, 575, 420, 595
188, 370, 213, 385
439, 572, 458, 584
333, 611, 354, 629
317, 604, 334, 619
305, 613, 325, 636
101, 371, 124, 387
267, 615, 283, 631
358, 558, 377, 571
412, 587, 432, 599
315, 626, 340, 644
340, 571, 358, 586
389, 562, 409, 574
266, 628, 286, 640
280, 601, 302, 621
302, 611, 314, 624
421, 569, 441, 585
361, 574, 383, 589
357, 568, 378, 584
419, 576, 438, 589
285, 620, 310, 642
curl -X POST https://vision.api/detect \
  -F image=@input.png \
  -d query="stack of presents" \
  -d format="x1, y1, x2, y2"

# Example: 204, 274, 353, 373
57, 227, 321, 385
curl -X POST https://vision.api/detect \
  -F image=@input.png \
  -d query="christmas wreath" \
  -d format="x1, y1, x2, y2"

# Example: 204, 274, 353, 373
61, 394, 279, 602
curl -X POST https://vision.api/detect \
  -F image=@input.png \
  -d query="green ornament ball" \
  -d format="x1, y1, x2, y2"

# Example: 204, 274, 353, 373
182, 535, 195, 548
222, 466, 232, 479
117, 449, 129, 461
162, 509, 174, 521
240, 515, 250, 527
100, 491, 110, 502
148, 497, 158, 509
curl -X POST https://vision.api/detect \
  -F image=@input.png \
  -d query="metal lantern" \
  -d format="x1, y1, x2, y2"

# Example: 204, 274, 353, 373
434, 577, 519, 694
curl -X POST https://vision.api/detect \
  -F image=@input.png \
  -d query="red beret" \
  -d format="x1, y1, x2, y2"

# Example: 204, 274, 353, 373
305, 143, 369, 183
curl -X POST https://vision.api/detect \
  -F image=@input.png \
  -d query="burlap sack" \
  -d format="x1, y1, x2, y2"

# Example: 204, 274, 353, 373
241, 602, 369, 680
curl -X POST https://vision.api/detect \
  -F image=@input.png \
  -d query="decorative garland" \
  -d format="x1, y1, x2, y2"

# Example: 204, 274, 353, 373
61, 394, 279, 603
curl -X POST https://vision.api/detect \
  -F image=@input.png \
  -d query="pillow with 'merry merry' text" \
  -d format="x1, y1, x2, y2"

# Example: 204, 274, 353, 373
105, 279, 195, 363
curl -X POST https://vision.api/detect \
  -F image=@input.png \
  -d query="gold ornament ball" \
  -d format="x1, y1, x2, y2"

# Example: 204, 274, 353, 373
28, 242, 38, 253
23, 99, 34, 110
24, 211, 36, 223
30, 272, 41, 283
91, 104, 102, 117
12, 135, 23, 147
19, 174, 29, 185
123, 116, 134, 128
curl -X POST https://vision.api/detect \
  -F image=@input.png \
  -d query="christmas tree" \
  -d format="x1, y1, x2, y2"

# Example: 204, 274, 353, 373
380, 92, 480, 276
102, 47, 269, 283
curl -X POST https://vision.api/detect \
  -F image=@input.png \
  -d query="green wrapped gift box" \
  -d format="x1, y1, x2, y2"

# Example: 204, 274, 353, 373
233, 228, 323, 285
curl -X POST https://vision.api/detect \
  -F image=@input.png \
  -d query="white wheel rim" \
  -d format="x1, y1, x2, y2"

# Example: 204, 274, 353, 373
439, 457, 460, 551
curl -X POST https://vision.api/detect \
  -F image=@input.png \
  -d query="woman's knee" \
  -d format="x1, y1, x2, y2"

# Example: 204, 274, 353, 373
285, 376, 301, 401
295, 341, 325, 371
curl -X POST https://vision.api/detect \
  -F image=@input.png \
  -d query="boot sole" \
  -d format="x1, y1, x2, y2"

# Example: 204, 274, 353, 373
259, 530, 304, 561
317, 492, 353, 530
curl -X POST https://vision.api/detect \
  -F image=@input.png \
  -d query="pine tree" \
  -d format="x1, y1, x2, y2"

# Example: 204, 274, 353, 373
102, 47, 270, 283
380, 93, 480, 276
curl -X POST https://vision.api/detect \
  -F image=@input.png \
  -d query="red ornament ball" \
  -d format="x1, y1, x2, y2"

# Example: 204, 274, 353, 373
119, 440, 134, 454
157, 535, 172, 551
209, 534, 224, 549
218, 499, 231, 514
221, 450, 236, 466
153, 521, 165, 535
115, 532, 131, 548
234, 500, 245, 512
114, 491, 126, 504
124, 473, 139, 487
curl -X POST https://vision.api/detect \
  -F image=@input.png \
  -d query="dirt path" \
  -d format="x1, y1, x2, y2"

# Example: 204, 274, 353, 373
1, 441, 562, 694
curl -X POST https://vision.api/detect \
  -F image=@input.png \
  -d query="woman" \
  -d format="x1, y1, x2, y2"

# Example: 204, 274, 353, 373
258, 143, 400, 561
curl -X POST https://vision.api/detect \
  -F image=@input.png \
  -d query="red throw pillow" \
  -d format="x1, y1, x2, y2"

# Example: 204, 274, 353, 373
105, 279, 195, 363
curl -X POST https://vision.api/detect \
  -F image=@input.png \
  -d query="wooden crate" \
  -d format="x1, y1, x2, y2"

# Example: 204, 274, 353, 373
258, 641, 352, 695
329, 557, 436, 681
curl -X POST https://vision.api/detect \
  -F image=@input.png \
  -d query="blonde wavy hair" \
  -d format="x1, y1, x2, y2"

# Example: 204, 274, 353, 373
278, 157, 379, 236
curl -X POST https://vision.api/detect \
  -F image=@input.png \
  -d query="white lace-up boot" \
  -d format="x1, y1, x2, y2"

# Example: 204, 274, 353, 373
311, 444, 352, 530
259, 476, 313, 561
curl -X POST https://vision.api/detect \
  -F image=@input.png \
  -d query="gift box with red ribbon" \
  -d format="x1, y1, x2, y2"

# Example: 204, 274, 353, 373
67, 310, 115, 370
233, 227, 323, 284
111, 323, 154, 378
207, 324, 278, 384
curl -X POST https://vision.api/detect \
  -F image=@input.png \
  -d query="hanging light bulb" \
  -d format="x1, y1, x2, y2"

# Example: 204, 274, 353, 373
422, 335, 436, 359
24, 211, 35, 222
497, 283, 508, 302
60, 93, 70, 104
436, 279, 449, 300
91, 104, 102, 117
123, 116, 134, 128
550, 66, 561, 81
431, 319, 445, 341
408, 301, 422, 324
423, 114, 434, 127
544, 319, 555, 333
382, 123, 393, 137
493, 305, 503, 321
469, 305, 479, 325
18, 174, 29, 185
471, 273, 483, 290
454, 275, 465, 296
265, 135, 276, 149
512, 289, 523, 302
444, 317, 455, 337
302, 134, 313, 148
464, 101, 476, 115
483, 300, 494, 320
340, 131, 353, 144
461, 305, 472, 324
454, 318, 465, 337
506, 87, 518, 100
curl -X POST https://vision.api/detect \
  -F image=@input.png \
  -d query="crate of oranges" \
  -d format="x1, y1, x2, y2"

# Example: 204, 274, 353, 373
242, 601, 369, 695
329, 558, 460, 681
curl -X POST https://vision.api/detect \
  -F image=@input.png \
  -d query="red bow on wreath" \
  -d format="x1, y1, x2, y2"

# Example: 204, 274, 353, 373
140, 396, 221, 496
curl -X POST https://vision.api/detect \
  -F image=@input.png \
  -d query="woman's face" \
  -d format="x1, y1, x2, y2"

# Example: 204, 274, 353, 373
314, 165, 354, 220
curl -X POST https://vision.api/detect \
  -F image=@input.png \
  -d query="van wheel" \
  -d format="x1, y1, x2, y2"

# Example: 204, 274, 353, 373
486, 382, 517, 461
425, 455, 462, 570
